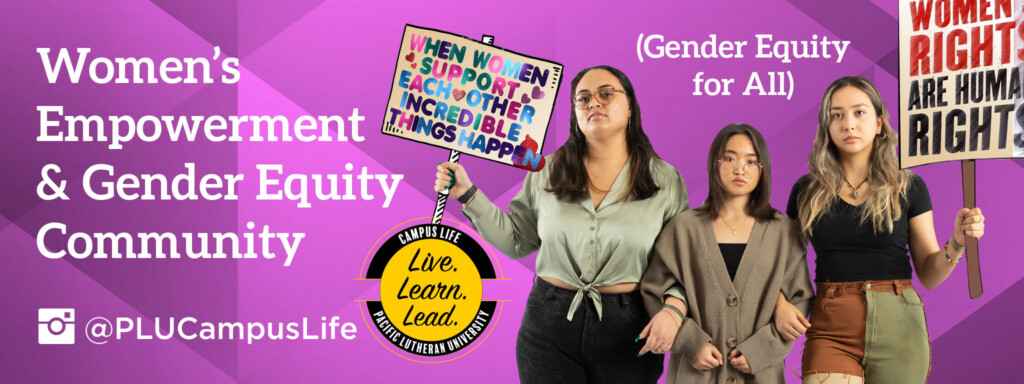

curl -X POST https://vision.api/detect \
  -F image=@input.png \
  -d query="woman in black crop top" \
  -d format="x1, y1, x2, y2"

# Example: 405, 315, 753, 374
777, 76, 985, 384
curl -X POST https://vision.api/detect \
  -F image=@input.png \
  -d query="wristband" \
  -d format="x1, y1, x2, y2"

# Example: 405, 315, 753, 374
457, 184, 478, 204
950, 235, 964, 252
662, 304, 684, 322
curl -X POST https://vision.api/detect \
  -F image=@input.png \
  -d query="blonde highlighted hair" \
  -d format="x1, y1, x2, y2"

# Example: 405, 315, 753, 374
797, 76, 911, 238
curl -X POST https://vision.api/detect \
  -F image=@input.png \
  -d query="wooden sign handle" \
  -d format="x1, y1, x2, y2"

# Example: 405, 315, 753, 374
431, 35, 495, 224
962, 160, 983, 299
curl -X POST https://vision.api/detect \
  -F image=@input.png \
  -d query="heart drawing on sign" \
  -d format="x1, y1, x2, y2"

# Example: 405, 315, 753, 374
520, 94, 531, 104
453, 89, 466, 101
411, 63, 417, 69
405, 52, 415, 62
531, 85, 545, 100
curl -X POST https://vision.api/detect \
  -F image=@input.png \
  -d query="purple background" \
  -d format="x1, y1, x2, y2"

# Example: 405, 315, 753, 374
2, 0, 1021, 382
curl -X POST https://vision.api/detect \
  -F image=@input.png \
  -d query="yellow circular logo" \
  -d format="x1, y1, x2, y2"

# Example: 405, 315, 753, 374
379, 238, 482, 341
364, 222, 497, 358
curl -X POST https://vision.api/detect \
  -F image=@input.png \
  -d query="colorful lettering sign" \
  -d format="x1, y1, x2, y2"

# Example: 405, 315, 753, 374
382, 25, 563, 169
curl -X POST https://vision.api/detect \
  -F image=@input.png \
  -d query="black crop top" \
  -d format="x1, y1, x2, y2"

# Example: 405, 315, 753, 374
718, 243, 745, 281
786, 174, 932, 282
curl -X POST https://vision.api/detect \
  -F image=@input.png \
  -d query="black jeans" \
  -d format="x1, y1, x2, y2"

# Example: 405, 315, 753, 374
516, 278, 663, 384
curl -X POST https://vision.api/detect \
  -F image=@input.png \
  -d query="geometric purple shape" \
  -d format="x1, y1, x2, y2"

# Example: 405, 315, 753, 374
930, 278, 1024, 382
150, 0, 239, 56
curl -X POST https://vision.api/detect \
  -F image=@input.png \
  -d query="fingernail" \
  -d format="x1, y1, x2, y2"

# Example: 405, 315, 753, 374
636, 353, 643, 357
635, 336, 640, 342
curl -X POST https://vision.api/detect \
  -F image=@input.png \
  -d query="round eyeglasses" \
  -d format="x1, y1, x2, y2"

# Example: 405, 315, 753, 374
573, 87, 626, 109
718, 156, 763, 173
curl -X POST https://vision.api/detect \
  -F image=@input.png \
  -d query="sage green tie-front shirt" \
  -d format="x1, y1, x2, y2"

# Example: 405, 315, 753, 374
463, 156, 688, 320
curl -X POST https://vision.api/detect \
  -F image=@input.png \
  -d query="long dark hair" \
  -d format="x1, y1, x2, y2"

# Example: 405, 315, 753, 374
695, 123, 777, 222
545, 65, 661, 202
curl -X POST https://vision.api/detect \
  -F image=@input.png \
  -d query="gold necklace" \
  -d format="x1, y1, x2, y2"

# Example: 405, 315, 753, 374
588, 179, 611, 193
720, 215, 749, 238
586, 157, 623, 193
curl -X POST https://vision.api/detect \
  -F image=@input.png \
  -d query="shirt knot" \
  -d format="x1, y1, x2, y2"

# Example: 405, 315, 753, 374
566, 282, 604, 321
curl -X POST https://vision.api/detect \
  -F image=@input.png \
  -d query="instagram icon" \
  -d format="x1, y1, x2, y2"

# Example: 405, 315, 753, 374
38, 308, 75, 344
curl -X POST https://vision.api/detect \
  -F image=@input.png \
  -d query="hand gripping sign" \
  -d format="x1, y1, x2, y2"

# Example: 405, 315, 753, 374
381, 25, 563, 222
899, 0, 1024, 298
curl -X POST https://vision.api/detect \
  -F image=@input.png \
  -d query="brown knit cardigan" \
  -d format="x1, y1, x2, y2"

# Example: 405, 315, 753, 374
642, 210, 813, 384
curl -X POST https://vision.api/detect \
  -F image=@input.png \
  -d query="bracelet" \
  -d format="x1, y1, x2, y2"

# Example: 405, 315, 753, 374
944, 240, 961, 265
949, 235, 964, 252
662, 304, 684, 322
457, 184, 478, 204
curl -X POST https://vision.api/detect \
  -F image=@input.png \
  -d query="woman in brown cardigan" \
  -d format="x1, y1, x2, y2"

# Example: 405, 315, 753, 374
640, 124, 813, 383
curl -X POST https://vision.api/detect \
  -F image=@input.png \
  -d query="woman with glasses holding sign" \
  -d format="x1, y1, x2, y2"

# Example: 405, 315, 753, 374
434, 65, 688, 383
641, 124, 813, 383
780, 76, 986, 384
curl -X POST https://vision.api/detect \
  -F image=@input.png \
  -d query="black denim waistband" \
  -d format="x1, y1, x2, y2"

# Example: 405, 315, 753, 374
533, 276, 642, 305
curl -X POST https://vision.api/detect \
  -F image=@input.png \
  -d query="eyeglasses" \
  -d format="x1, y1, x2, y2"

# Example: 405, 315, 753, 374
573, 87, 626, 109
718, 156, 763, 173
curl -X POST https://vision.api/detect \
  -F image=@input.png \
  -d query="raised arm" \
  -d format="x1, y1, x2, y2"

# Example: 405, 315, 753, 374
903, 175, 985, 290
909, 208, 984, 289
436, 162, 542, 259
